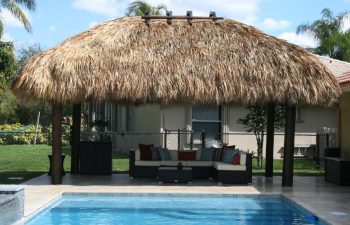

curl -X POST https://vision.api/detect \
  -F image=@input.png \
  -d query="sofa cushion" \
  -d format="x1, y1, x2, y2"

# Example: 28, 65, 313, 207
195, 149, 201, 160
213, 148, 223, 161
178, 151, 196, 160
222, 149, 239, 163
232, 154, 240, 165
151, 147, 161, 161
213, 162, 246, 171
186, 161, 213, 167
135, 149, 141, 161
159, 147, 171, 160
168, 150, 178, 161
135, 160, 161, 166
139, 144, 153, 160
240, 153, 247, 166
200, 147, 216, 161
160, 161, 187, 166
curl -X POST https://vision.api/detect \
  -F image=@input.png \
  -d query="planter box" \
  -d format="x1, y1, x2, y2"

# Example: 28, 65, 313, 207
325, 157, 350, 185
80, 141, 112, 175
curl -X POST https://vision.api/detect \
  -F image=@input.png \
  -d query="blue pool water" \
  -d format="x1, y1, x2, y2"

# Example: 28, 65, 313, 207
25, 194, 327, 225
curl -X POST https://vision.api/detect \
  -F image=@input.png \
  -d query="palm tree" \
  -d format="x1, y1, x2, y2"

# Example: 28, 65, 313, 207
125, 0, 167, 16
1, 0, 36, 33
296, 8, 350, 60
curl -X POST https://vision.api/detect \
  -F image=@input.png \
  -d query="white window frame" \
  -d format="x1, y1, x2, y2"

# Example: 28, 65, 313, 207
191, 105, 222, 140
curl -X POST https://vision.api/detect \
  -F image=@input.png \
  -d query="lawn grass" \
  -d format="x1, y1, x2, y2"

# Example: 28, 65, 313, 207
252, 158, 324, 176
0, 144, 129, 184
0, 144, 324, 184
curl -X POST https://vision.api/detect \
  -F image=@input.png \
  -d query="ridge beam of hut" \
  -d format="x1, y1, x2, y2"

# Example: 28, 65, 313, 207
142, 11, 224, 26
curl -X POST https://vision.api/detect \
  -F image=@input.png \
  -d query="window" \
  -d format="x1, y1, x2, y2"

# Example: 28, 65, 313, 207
295, 106, 303, 123
192, 105, 222, 140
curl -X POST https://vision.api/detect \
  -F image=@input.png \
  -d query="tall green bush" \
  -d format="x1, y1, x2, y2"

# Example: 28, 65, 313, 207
0, 123, 47, 144
46, 124, 71, 146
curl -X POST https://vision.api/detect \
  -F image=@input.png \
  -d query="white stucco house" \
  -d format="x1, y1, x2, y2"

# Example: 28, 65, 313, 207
88, 55, 350, 159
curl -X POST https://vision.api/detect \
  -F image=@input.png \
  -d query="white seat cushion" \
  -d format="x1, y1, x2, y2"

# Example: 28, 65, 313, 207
135, 160, 161, 166
213, 162, 246, 171
135, 149, 141, 160
195, 149, 201, 160
186, 161, 213, 167
168, 150, 178, 161
240, 153, 247, 166
160, 161, 187, 166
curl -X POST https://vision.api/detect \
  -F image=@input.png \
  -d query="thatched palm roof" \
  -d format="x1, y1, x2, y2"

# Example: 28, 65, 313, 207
12, 16, 341, 106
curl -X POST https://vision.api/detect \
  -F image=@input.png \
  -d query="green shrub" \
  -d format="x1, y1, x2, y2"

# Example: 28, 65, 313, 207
46, 124, 71, 146
0, 123, 47, 144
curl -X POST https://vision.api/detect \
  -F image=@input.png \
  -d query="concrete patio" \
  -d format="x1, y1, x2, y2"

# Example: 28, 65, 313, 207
21, 174, 350, 225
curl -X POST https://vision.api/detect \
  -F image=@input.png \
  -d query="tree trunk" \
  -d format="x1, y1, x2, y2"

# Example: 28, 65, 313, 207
255, 131, 265, 169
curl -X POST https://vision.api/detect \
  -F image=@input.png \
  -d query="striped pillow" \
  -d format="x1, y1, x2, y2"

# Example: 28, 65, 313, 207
158, 147, 171, 160
222, 149, 240, 163
200, 147, 216, 161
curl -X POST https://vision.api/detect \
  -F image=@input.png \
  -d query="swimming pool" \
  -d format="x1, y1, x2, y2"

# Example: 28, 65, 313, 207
25, 194, 327, 225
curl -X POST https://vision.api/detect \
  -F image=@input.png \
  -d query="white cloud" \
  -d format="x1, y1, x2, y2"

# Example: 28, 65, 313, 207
72, 0, 261, 25
0, 9, 32, 28
261, 18, 291, 30
72, 0, 120, 17
278, 32, 318, 48
1, 32, 13, 42
341, 15, 350, 32
88, 21, 99, 28
148, 0, 261, 25
49, 25, 56, 32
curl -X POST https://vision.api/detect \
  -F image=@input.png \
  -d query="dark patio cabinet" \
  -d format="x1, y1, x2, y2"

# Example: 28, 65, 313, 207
80, 141, 112, 175
325, 157, 350, 185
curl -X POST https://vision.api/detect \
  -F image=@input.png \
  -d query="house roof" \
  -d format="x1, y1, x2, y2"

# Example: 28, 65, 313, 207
338, 72, 350, 86
315, 55, 350, 78
12, 16, 341, 106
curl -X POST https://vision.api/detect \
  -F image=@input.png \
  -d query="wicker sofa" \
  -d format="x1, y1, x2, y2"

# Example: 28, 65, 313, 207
129, 149, 252, 184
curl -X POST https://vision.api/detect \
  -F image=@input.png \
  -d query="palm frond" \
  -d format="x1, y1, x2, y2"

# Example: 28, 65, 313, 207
1, 0, 32, 32
14, 0, 35, 11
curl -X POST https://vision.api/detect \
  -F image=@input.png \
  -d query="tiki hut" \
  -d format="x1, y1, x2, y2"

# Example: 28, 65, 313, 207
12, 15, 341, 185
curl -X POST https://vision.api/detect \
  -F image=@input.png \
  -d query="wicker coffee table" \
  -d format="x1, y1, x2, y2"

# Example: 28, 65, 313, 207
158, 167, 192, 183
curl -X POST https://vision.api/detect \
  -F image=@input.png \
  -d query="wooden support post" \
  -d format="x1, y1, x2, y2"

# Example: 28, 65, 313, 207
282, 105, 296, 186
265, 103, 275, 177
52, 103, 63, 184
71, 104, 81, 174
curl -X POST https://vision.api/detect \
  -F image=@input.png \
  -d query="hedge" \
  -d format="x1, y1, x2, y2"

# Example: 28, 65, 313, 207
0, 123, 70, 145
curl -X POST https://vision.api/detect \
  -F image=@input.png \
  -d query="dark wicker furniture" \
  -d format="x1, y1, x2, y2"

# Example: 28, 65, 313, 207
158, 167, 192, 183
325, 157, 350, 185
129, 150, 252, 184
80, 141, 112, 175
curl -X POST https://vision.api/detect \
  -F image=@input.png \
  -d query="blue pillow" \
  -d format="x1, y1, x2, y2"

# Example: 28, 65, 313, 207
158, 147, 171, 160
222, 149, 239, 163
200, 147, 216, 161
151, 147, 161, 161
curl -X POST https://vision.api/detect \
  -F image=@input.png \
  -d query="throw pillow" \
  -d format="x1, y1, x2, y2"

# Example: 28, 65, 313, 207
151, 146, 161, 161
225, 145, 235, 149
178, 151, 196, 160
200, 147, 216, 161
222, 149, 239, 163
139, 144, 153, 161
158, 147, 171, 160
213, 148, 223, 161
232, 153, 241, 165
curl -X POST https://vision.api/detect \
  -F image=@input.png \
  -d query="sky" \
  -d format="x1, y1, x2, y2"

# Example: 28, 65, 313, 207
1, 0, 350, 53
